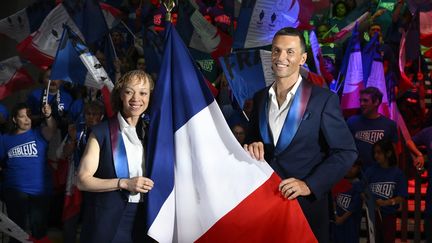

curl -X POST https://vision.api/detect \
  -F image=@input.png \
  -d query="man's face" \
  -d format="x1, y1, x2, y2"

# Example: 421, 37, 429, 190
271, 35, 307, 81
360, 93, 379, 116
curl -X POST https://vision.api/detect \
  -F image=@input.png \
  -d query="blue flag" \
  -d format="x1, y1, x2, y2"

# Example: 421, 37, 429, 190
50, 26, 113, 90
63, 0, 109, 43
218, 49, 266, 109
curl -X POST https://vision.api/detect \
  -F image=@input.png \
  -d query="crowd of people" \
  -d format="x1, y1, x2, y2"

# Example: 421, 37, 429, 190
0, 0, 431, 242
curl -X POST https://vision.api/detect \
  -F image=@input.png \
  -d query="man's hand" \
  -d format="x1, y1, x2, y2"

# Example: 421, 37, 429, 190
243, 142, 265, 161
279, 178, 311, 200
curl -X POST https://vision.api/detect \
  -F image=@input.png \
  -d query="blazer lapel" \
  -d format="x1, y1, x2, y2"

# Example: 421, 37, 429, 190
274, 80, 312, 155
259, 87, 273, 146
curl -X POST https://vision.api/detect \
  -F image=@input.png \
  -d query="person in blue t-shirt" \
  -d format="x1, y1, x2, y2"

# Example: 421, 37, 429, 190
0, 102, 56, 243
347, 87, 424, 171
364, 139, 408, 243
332, 160, 363, 243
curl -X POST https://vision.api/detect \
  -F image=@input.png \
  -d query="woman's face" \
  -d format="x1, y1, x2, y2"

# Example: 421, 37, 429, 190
84, 108, 103, 127
120, 78, 151, 118
14, 108, 31, 133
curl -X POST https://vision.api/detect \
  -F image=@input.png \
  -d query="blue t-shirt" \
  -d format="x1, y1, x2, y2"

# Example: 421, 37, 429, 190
347, 115, 398, 169
333, 179, 362, 243
412, 126, 432, 216
364, 164, 408, 215
0, 129, 52, 195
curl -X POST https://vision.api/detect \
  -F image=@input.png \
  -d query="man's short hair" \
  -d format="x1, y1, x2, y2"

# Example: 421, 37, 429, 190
360, 86, 383, 104
273, 27, 306, 53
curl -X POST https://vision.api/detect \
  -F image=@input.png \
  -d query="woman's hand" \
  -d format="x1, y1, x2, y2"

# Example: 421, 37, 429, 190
120, 176, 154, 193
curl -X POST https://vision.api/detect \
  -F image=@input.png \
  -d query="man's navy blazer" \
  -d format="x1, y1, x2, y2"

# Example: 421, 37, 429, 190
247, 77, 358, 241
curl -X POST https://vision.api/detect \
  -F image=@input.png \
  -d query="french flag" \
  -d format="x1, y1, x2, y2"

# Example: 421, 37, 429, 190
16, 2, 119, 69
0, 0, 55, 43
363, 33, 390, 117
0, 56, 34, 100
49, 26, 114, 117
339, 23, 364, 113
146, 23, 316, 243
16, 4, 84, 69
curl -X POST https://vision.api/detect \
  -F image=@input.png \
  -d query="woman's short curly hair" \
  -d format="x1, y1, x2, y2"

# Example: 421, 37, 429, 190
111, 70, 154, 113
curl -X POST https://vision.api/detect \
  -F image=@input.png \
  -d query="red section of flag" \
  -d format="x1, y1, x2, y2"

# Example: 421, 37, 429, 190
196, 173, 317, 243
16, 36, 54, 70
210, 29, 233, 61
0, 68, 34, 100
99, 2, 123, 17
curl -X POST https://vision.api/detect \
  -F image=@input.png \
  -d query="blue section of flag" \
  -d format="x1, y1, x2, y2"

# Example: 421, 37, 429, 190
218, 49, 266, 109
232, 1, 255, 49
63, 0, 109, 43
362, 33, 380, 86
336, 23, 361, 93
146, 23, 214, 228
50, 26, 87, 86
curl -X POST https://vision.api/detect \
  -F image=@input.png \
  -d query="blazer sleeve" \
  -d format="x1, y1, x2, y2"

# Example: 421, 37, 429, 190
304, 92, 358, 200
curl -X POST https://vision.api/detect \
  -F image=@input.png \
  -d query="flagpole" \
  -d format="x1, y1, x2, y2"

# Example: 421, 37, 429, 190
120, 20, 138, 39
42, 79, 51, 105
161, 0, 175, 22
108, 34, 118, 60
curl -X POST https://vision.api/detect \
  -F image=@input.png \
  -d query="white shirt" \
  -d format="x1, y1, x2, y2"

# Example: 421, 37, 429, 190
268, 76, 303, 146
118, 113, 144, 203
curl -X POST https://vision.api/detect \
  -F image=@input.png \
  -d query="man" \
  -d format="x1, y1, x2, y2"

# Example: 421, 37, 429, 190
244, 27, 357, 242
346, 87, 424, 170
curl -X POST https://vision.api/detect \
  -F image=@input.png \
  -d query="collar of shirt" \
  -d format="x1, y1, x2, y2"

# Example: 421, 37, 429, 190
117, 113, 141, 145
268, 75, 303, 145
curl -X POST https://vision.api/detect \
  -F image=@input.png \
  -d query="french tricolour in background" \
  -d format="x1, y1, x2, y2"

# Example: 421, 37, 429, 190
16, 4, 84, 69
362, 33, 390, 117
339, 23, 364, 114
0, 0, 55, 43
233, 0, 313, 49
0, 56, 34, 100
49, 26, 113, 116
146, 23, 317, 243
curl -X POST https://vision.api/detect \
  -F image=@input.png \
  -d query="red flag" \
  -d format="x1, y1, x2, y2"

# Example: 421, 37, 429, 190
0, 56, 34, 100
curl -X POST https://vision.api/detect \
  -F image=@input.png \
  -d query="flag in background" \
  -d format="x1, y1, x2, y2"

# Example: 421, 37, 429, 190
0, 56, 34, 100
0, 0, 55, 43
233, 0, 313, 49
339, 23, 364, 113
62, 0, 109, 43
219, 49, 266, 110
146, 22, 316, 243
175, 0, 232, 60
16, 4, 84, 69
49, 26, 114, 116
362, 33, 390, 117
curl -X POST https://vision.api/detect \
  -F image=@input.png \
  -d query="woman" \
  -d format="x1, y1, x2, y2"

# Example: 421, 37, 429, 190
77, 70, 155, 243
0, 102, 56, 243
